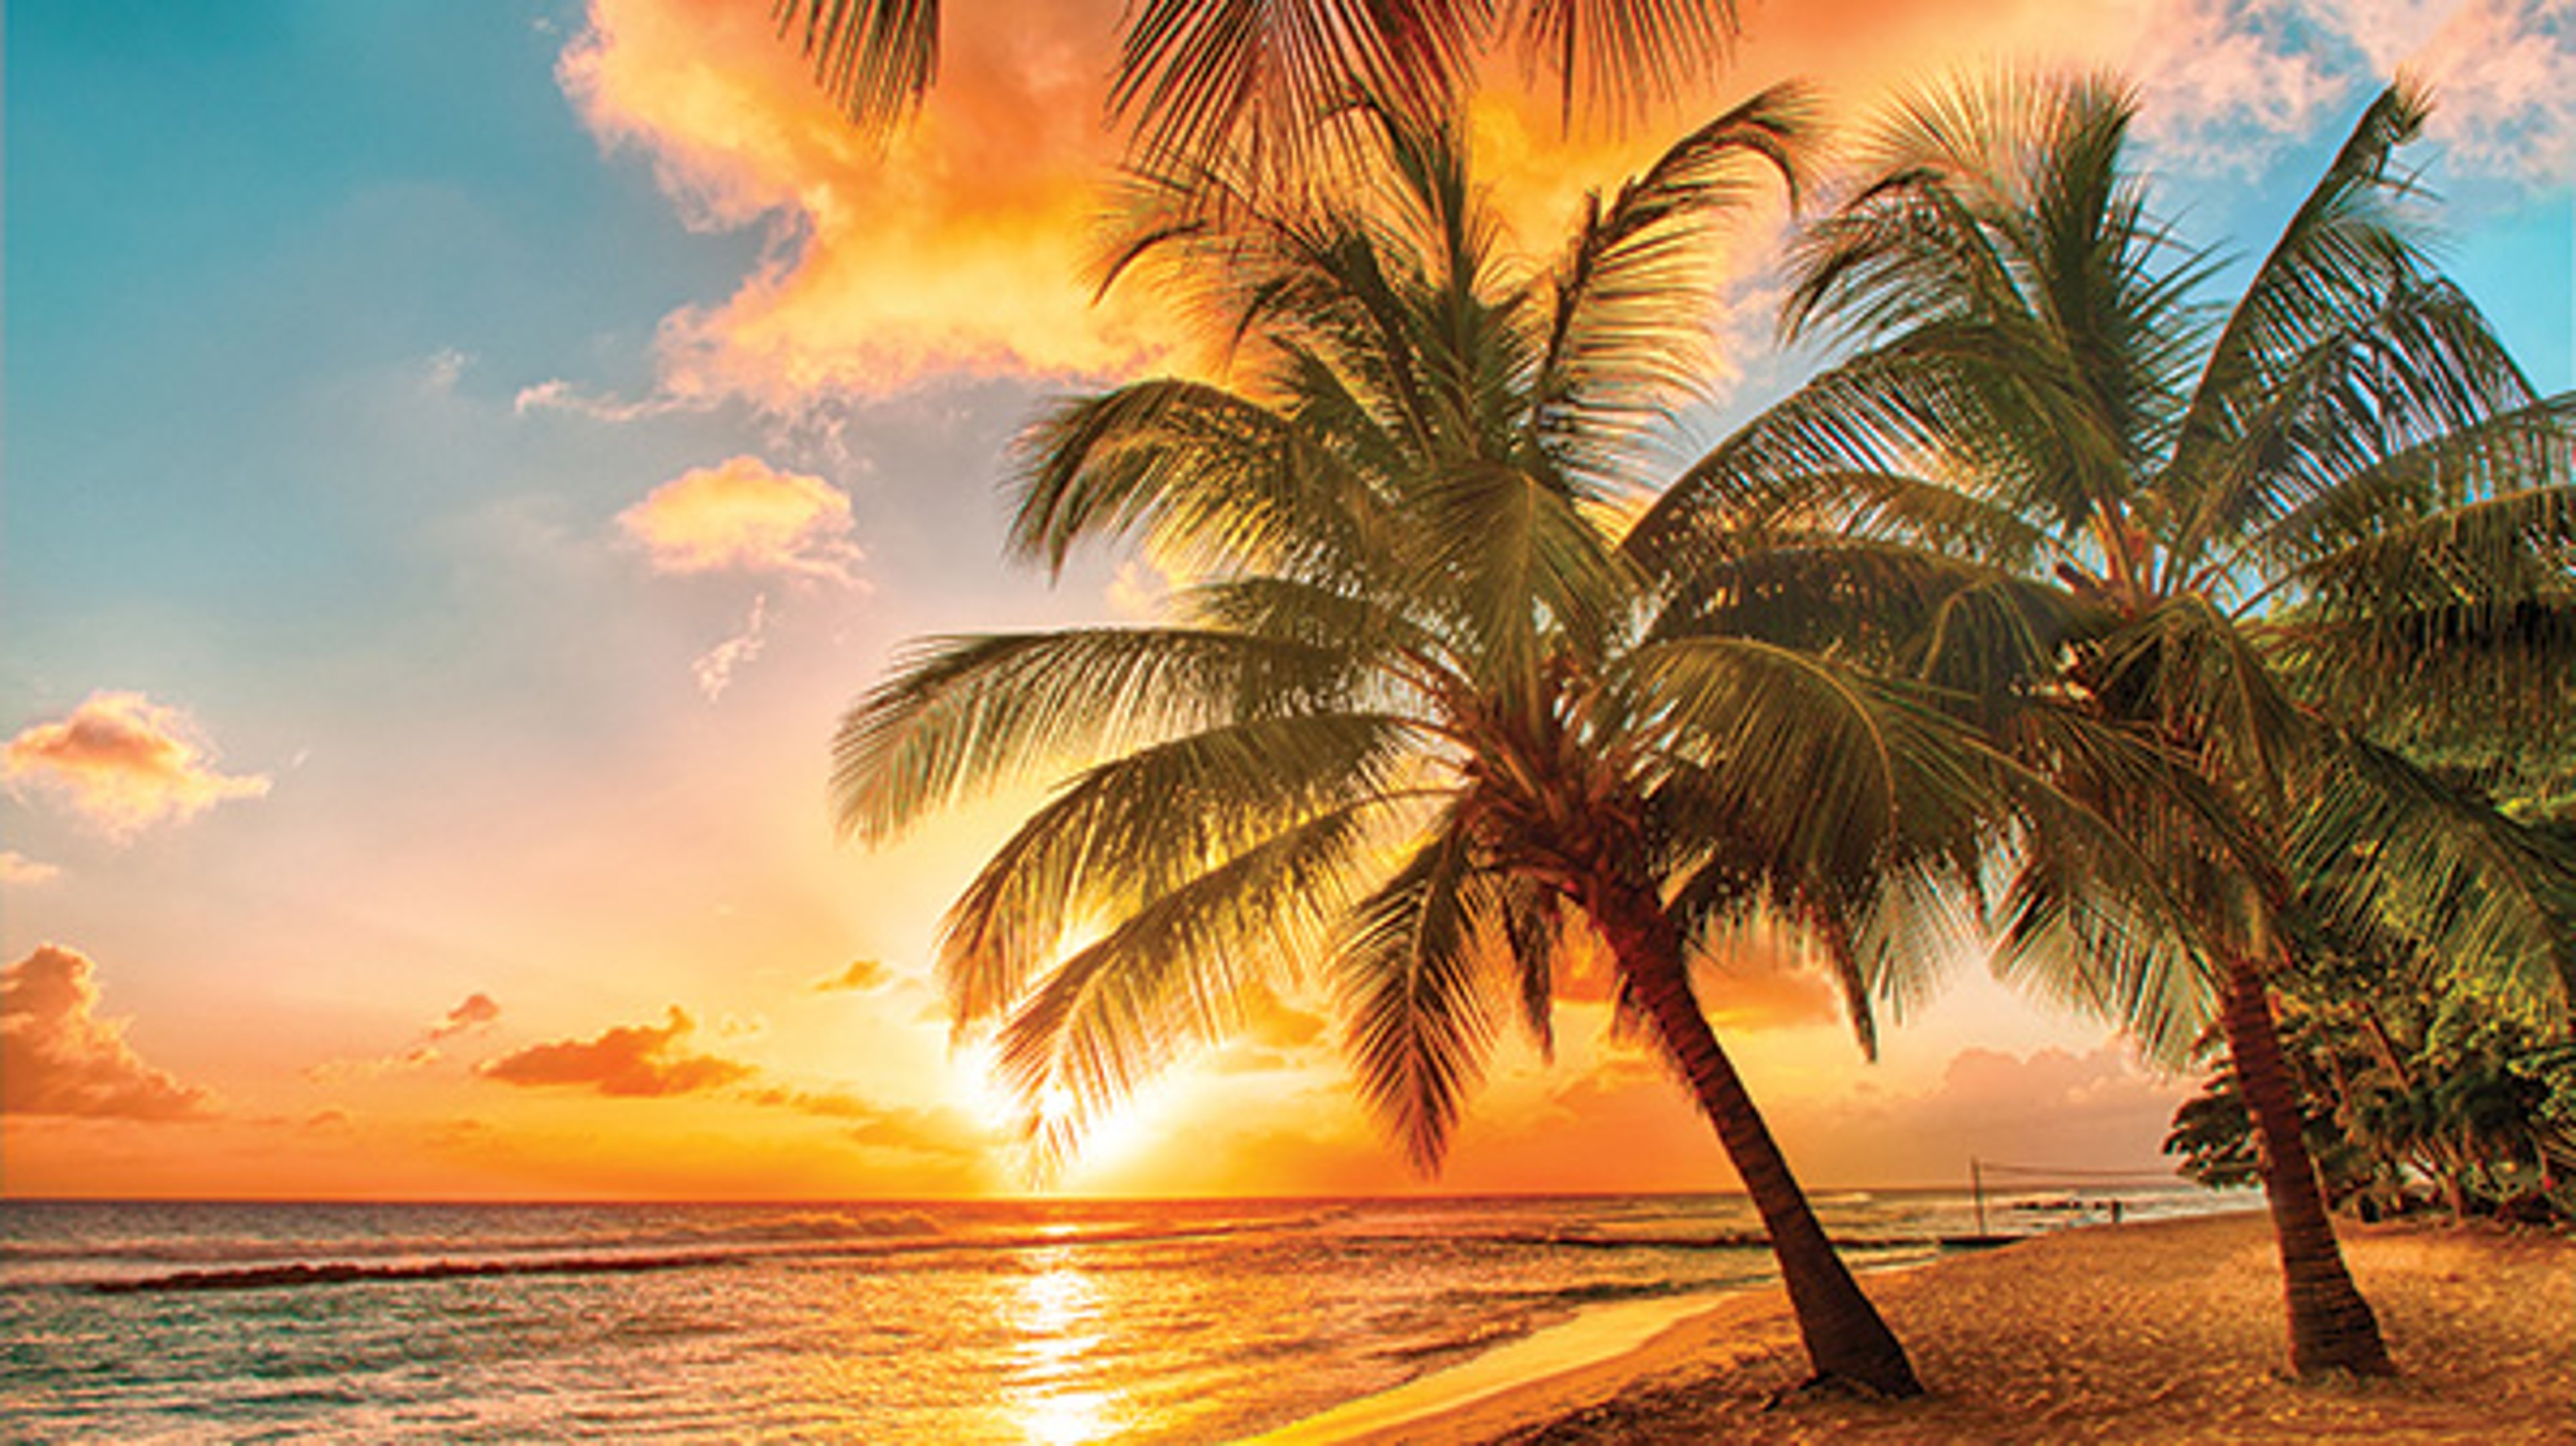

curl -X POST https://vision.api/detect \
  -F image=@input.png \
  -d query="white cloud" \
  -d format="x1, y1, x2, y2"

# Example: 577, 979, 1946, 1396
0, 850, 62, 887
617, 455, 866, 583
692, 592, 771, 701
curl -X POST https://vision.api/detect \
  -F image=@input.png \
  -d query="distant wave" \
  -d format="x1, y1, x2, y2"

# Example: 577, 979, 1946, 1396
3, 1209, 951, 1268
91, 1252, 734, 1294
64, 1213, 1321, 1296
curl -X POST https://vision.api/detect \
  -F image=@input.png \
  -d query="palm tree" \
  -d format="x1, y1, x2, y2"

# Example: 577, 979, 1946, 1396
1633, 74, 2575, 1377
824, 87, 2095, 1396
769, 0, 1741, 164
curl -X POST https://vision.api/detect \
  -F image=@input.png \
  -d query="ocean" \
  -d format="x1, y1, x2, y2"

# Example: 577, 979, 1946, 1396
1, 1190, 2245, 1442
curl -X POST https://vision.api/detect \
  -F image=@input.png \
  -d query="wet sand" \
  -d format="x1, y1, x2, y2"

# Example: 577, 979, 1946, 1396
1309, 1213, 2575, 1444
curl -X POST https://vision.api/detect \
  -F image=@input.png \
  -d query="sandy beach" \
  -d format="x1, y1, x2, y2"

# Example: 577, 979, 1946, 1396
1316, 1213, 2575, 1444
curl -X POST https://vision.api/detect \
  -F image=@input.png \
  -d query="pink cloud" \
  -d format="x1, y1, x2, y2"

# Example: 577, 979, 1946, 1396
480, 1007, 755, 1097
2339, 0, 2575, 185
1774, 1044, 2190, 1185
2, 945, 213, 1120
3, 691, 271, 841
2126, 0, 2350, 176
618, 456, 863, 581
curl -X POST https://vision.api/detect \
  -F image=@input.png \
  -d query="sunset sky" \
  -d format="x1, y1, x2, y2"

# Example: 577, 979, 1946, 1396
5, 0, 2569, 1201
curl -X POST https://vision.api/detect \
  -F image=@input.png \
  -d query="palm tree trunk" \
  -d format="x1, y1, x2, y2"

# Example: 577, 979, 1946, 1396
2218, 962, 2395, 1376
1585, 874, 1923, 1397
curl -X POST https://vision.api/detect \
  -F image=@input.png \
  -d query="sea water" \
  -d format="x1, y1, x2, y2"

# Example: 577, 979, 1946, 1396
1, 1190, 2242, 1443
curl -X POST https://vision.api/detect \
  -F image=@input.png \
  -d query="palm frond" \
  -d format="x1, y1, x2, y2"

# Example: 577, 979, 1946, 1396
2229, 392, 2574, 588
1111, 0, 1489, 174
1536, 82, 1811, 478
833, 627, 1346, 842
1334, 822, 1510, 1172
2080, 596, 2314, 810
1630, 638, 1999, 886
1980, 702, 2239, 1064
773, 0, 938, 129
2180, 282, 2544, 574
1625, 343, 2067, 584
1508, 0, 1738, 128
2290, 736, 2576, 1023
1414, 459, 1639, 687
1011, 380, 1385, 581
995, 799, 1397, 1170
1650, 532, 2084, 706
2165, 81, 2443, 547
2267, 482, 2576, 741
942, 712, 1426, 1023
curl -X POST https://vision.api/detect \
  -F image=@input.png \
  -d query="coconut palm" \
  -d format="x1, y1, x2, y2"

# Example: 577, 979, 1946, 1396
826, 87, 2127, 1395
771, 0, 1740, 164
1632, 74, 2576, 1376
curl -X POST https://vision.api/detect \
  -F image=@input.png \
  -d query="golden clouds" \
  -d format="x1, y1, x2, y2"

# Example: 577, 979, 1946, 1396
562, 0, 2568, 415
480, 1006, 756, 1097
619, 455, 864, 580
2, 946, 212, 1120
566, 0, 1167, 402
813, 958, 894, 992
3, 691, 270, 841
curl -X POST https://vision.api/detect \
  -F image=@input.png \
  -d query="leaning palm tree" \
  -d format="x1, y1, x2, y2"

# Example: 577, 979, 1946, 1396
1633, 73, 2576, 1376
771, 0, 1741, 165
827, 88, 2079, 1396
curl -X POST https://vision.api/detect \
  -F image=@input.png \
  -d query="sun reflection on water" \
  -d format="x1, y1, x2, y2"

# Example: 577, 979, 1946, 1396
1012, 1254, 1124, 1445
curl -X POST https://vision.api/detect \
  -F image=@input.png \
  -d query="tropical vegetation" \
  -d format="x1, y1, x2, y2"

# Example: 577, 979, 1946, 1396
820, 84, 2175, 1396
1630, 74, 2576, 1376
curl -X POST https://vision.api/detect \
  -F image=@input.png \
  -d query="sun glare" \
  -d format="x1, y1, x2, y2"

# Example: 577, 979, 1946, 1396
1011, 1257, 1123, 1445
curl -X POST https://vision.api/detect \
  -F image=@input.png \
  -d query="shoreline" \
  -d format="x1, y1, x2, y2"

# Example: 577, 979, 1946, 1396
1244, 1288, 1775, 1444
1257, 1213, 2575, 1443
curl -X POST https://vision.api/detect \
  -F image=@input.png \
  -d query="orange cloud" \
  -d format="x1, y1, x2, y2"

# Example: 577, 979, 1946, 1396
480, 1007, 755, 1097
1205, 984, 1333, 1074
737, 1085, 986, 1157
619, 455, 864, 581
563, 0, 1166, 404
428, 993, 503, 1042
562, 0, 2563, 415
813, 958, 894, 993
3, 691, 270, 841
0, 850, 61, 886
1697, 947, 1846, 1033
2, 945, 213, 1120
305, 993, 504, 1082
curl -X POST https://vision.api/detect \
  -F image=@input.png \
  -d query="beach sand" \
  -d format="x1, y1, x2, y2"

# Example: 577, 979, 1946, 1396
1304, 1213, 2575, 1444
